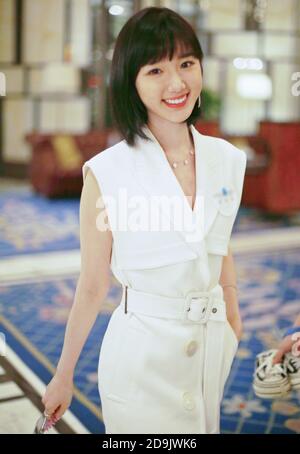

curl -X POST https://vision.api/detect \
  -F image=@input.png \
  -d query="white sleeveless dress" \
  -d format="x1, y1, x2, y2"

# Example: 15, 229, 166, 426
82, 124, 247, 434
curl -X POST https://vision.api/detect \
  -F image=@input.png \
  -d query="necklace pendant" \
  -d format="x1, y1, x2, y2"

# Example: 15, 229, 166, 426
172, 162, 178, 168
184, 159, 189, 165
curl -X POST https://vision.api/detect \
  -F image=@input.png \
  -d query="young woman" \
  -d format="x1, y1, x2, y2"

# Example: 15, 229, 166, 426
42, 7, 247, 434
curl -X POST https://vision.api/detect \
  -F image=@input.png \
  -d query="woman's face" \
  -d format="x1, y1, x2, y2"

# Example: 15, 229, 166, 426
135, 48, 202, 126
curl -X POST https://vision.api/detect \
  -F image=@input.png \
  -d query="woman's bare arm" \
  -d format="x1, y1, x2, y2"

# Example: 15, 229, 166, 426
42, 169, 113, 418
219, 245, 243, 340
55, 169, 113, 380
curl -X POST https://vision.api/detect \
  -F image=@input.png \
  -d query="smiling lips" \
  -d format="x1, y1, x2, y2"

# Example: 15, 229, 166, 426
163, 93, 189, 108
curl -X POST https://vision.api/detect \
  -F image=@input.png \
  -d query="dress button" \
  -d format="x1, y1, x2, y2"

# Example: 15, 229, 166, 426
185, 340, 198, 357
182, 392, 195, 410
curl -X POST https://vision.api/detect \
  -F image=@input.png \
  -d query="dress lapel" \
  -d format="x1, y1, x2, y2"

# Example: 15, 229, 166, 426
191, 125, 222, 237
132, 124, 221, 251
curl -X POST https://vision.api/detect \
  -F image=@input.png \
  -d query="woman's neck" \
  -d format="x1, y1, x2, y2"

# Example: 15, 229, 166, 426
147, 120, 194, 157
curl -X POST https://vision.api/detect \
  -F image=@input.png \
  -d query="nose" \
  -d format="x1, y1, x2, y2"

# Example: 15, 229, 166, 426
167, 71, 186, 93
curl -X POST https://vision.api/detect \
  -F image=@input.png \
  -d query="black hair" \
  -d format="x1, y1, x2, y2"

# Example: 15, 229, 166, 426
109, 6, 204, 147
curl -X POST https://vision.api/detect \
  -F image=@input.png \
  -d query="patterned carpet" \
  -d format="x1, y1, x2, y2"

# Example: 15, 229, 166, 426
0, 188, 300, 433
0, 248, 300, 433
0, 189, 80, 257
221, 247, 300, 434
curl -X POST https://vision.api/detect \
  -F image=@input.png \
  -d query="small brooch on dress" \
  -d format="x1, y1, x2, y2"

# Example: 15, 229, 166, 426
214, 186, 235, 203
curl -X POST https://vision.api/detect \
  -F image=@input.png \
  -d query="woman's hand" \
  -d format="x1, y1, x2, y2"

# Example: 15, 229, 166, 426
41, 372, 74, 422
273, 333, 300, 364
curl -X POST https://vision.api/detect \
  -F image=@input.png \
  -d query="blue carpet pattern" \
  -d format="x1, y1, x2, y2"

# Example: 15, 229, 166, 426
0, 273, 122, 434
0, 248, 300, 433
221, 247, 300, 434
0, 189, 80, 257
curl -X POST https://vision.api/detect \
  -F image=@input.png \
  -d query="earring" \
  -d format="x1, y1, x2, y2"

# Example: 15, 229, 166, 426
197, 96, 201, 108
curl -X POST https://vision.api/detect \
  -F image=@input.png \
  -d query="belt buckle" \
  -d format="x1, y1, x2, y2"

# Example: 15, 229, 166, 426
184, 291, 214, 323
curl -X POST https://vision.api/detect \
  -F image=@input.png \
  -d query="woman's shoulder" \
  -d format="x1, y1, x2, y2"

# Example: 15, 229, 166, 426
203, 133, 246, 164
86, 138, 129, 167
82, 138, 132, 184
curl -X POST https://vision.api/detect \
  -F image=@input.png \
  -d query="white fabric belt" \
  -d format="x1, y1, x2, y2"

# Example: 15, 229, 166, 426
120, 286, 227, 323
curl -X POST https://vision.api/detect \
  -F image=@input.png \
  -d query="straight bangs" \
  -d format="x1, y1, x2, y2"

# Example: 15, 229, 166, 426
139, 33, 200, 68
132, 18, 203, 74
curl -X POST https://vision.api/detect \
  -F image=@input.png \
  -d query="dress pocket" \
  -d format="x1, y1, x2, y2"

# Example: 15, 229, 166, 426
98, 311, 148, 404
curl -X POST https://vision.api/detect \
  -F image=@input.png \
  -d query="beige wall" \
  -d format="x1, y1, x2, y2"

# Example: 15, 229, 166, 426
0, 0, 299, 166
0, 0, 16, 63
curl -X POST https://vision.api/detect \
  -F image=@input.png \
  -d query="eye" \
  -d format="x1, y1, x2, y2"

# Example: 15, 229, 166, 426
148, 68, 161, 75
146, 60, 195, 75
181, 60, 195, 68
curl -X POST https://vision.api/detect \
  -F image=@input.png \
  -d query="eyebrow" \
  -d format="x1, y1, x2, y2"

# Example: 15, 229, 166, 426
145, 52, 196, 68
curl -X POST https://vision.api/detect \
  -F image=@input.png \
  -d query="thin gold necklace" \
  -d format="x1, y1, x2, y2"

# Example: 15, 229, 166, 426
169, 147, 195, 168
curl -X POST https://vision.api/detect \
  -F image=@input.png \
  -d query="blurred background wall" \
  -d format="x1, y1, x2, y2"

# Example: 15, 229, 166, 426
0, 0, 299, 179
